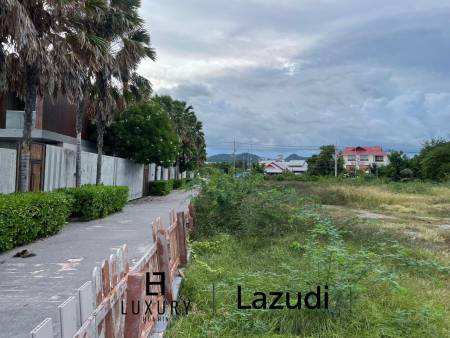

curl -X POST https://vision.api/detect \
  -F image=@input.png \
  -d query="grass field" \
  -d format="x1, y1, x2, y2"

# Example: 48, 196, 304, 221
166, 176, 450, 338
283, 180, 450, 258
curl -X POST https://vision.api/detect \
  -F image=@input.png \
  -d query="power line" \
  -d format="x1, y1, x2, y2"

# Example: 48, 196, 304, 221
206, 140, 421, 153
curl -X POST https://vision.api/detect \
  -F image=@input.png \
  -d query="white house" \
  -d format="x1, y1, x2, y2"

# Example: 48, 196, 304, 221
261, 159, 308, 175
341, 146, 389, 172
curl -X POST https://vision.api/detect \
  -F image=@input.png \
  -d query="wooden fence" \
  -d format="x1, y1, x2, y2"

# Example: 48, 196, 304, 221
30, 207, 194, 338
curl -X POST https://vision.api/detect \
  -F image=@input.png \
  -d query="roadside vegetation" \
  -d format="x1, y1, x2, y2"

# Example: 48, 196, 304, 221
167, 172, 450, 338
0, 174, 192, 252
0, 185, 130, 252
0, 192, 73, 251
58, 185, 129, 220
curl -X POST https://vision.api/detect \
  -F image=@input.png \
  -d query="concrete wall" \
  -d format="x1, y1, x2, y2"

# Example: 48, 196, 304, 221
156, 166, 162, 181
0, 145, 183, 198
44, 145, 76, 191
169, 167, 175, 180
0, 148, 16, 194
115, 157, 144, 200
149, 163, 156, 182
44, 145, 144, 200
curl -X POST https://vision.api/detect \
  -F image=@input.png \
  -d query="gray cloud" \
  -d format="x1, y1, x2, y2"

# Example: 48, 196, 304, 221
164, 83, 211, 100
139, 0, 450, 155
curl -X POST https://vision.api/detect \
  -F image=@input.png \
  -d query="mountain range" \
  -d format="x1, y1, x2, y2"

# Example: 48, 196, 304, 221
207, 153, 260, 163
207, 153, 309, 163
285, 154, 309, 161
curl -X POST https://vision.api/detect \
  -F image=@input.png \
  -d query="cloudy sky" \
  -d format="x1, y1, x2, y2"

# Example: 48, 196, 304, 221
138, 0, 450, 157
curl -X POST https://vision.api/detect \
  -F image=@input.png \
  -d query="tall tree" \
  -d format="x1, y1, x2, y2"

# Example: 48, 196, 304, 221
3, 0, 82, 191
63, 0, 108, 187
383, 151, 410, 181
154, 95, 207, 173
105, 101, 178, 165
420, 140, 450, 181
307, 145, 343, 176
89, 0, 155, 185
0, 0, 36, 93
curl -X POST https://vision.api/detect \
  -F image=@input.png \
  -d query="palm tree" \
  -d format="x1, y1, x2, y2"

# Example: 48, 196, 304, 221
2, 0, 88, 191
6, 1, 69, 192
0, 0, 36, 93
63, 1, 108, 187
1, 0, 39, 192
154, 96, 207, 173
89, 0, 156, 185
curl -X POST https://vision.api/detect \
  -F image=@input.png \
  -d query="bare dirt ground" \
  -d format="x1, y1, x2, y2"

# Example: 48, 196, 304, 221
324, 204, 450, 261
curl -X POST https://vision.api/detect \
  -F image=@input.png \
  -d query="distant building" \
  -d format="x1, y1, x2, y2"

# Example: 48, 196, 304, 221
261, 159, 308, 175
341, 146, 389, 172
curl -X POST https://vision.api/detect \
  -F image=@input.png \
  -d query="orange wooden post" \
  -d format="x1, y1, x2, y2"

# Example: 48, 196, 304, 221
124, 272, 145, 338
156, 227, 173, 303
101, 259, 114, 338
177, 212, 188, 265
188, 204, 195, 230
122, 244, 129, 274
151, 219, 159, 243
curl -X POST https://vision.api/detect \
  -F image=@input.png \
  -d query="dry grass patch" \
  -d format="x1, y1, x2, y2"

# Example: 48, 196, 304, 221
282, 181, 450, 218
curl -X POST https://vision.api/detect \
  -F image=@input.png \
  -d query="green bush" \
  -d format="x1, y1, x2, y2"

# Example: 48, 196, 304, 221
192, 173, 310, 238
173, 179, 186, 189
0, 192, 73, 252
59, 185, 128, 220
149, 180, 173, 196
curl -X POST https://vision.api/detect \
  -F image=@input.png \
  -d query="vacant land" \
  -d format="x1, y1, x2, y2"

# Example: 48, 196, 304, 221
283, 180, 450, 257
167, 176, 449, 338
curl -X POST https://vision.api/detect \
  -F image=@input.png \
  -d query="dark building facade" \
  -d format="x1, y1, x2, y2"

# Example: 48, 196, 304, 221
0, 92, 93, 150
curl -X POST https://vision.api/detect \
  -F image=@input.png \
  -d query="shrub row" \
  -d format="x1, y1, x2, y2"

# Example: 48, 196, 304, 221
58, 185, 129, 220
1, 177, 190, 252
173, 178, 187, 189
149, 180, 174, 196
0, 192, 73, 252
148, 178, 189, 196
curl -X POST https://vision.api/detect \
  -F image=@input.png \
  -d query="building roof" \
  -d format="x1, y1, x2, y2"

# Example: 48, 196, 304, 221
287, 160, 307, 166
342, 146, 385, 156
264, 162, 284, 173
262, 160, 308, 173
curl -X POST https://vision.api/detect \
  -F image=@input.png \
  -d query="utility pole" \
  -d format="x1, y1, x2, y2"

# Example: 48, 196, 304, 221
334, 143, 338, 177
249, 142, 252, 169
233, 137, 236, 175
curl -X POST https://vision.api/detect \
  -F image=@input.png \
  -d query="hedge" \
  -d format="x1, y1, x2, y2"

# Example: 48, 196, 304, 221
59, 185, 129, 220
149, 180, 173, 196
173, 179, 186, 190
0, 192, 73, 252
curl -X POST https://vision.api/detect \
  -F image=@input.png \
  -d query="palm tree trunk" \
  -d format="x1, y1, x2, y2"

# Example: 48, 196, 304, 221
75, 102, 83, 187
96, 117, 105, 185
19, 64, 37, 192
75, 81, 88, 187
0, 46, 6, 92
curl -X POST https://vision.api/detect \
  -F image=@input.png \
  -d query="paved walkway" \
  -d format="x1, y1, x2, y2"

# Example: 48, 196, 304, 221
0, 190, 192, 338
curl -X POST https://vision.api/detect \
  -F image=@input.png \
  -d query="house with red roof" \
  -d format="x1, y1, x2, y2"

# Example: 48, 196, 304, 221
341, 146, 389, 172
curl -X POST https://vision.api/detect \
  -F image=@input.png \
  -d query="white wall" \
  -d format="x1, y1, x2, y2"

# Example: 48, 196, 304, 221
115, 157, 144, 200
44, 145, 145, 200
149, 163, 156, 182
0, 148, 17, 194
1, 145, 174, 199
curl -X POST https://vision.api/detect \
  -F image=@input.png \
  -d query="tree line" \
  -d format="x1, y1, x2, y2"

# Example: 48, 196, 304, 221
379, 139, 450, 181
0, 0, 205, 191
307, 140, 450, 181
103, 95, 206, 172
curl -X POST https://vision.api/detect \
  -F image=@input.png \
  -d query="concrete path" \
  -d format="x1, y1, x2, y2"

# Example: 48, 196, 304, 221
0, 190, 192, 338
